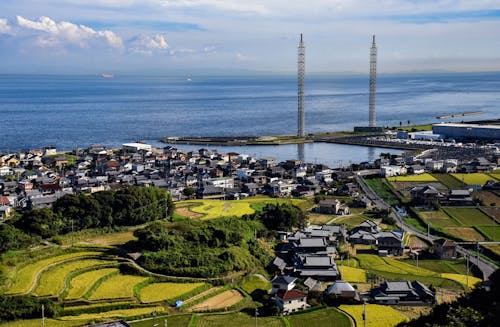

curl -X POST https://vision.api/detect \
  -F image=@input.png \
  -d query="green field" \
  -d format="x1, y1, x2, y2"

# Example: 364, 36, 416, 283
178, 197, 310, 220
192, 312, 284, 327
6, 251, 103, 295
365, 178, 399, 206
431, 174, 463, 189
0, 319, 89, 327
340, 304, 408, 327
139, 282, 207, 303
388, 174, 437, 183
287, 308, 351, 327
443, 207, 497, 227
476, 226, 500, 241
451, 173, 498, 186
130, 314, 192, 327
401, 259, 469, 275
240, 275, 271, 294
88, 274, 148, 300
32, 259, 112, 297
64, 268, 119, 300
60, 306, 165, 321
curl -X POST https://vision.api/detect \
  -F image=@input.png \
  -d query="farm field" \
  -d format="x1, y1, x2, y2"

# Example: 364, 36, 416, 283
139, 282, 207, 303
419, 210, 460, 228
0, 319, 89, 327
476, 226, 500, 242
388, 173, 437, 182
32, 259, 113, 297
192, 312, 284, 327
475, 191, 500, 209
60, 306, 165, 321
240, 275, 271, 294
338, 265, 367, 283
6, 251, 103, 295
443, 207, 497, 227
431, 174, 463, 189
401, 259, 468, 275
444, 227, 485, 241
130, 314, 192, 327
189, 290, 244, 311
365, 178, 399, 205
80, 231, 137, 246
64, 268, 119, 300
286, 308, 352, 327
339, 304, 408, 327
177, 197, 310, 220
451, 173, 498, 186
88, 274, 148, 300
440, 273, 482, 289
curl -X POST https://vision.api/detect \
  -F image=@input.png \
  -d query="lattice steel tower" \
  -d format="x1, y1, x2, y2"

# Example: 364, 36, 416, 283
369, 35, 377, 127
297, 33, 305, 137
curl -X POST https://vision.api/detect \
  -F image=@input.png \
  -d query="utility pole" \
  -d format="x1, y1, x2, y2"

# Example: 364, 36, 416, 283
362, 300, 367, 327
255, 307, 259, 327
71, 219, 74, 247
466, 254, 469, 292
41, 304, 45, 327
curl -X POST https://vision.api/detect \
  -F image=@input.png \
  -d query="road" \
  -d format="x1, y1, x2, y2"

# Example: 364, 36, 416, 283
355, 175, 498, 280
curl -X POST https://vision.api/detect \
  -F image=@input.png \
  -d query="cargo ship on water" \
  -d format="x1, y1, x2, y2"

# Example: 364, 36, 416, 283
101, 74, 113, 78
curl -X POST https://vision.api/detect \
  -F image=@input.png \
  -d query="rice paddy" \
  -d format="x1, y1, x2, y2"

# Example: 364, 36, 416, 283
388, 174, 437, 182
139, 282, 207, 303
339, 304, 409, 327
64, 268, 119, 300
338, 266, 367, 283
88, 274, 148, 300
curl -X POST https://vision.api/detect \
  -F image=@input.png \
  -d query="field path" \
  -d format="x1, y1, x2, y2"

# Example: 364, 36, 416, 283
189, 290, 243, 311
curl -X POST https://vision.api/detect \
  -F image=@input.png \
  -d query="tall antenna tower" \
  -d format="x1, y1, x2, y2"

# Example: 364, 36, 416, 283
297, 33, 305, 137
369, 35, 377, 127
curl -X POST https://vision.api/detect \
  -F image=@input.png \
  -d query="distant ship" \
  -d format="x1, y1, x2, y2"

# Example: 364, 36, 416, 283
101, 74, 113, 78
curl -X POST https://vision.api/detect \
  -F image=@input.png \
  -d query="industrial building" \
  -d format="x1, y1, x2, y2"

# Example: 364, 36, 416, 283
432, 123, 500, 141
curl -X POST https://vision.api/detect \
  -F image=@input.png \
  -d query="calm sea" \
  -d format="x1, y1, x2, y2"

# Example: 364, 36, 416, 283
1, 72, 499, 166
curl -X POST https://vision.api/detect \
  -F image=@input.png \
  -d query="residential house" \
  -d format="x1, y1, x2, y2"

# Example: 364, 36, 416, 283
326, 280, 359, 302
318, 198, 349, 215
433, 239, 457, 259
275, 289, 309, 315
371, 280, 435, 305
294, 254, 340, 281
410, 185, 444, 207
270, 275, 297, 294
376, 231, 404, 256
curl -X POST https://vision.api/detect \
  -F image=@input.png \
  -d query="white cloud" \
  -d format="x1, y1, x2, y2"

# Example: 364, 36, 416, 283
15, 16, 123, 48
0, 19, 12, 34
129, 34, 169, 55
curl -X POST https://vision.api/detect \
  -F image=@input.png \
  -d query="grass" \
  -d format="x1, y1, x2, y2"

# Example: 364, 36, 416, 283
451, 173, 497, 186
192, 312, 284, 327
443, 227, 485, 241
339, 304, 408, 327
129, 314, 192, 327
332, 214, 370, 227
88, 274, 148, 300
59, 306, 165, 321
5, 251, 103, 295
64, 268, 119, 300
79, 231, 137, 246
401, 259, 469, 275
431, 174, 463, 189
388, 174, 437, 183
0, 319, 89, 327
287, 308, 351, 327
177, 197, 310, 220
338, 266, 367, 283
139, 282, 207, 303
240, 275, 271, 294
476, 226, 500, 241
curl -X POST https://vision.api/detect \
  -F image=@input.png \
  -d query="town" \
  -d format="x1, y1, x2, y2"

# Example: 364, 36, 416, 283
0, 132, 498, 326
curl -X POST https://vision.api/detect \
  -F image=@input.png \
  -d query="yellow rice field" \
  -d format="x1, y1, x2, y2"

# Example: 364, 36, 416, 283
60, 306, 165, 321
338, 266, 367, 283
6, 251, 103, 295
0, 319, 89, 327
139, 282, 206, 303
389, 173, 437, 182
88, 274, 148, 300
441, 273, 482, 289
64, 268, 119, 300
339, 304, 409, 327
32, 259, 112, 297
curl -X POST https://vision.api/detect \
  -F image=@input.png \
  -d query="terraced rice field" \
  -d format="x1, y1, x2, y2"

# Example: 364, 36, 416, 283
440, 274, 482, 289
444, 207, 497, 226
476, 226, 500, 241
340, 304, 408, 327
178, 198, 309, 220
190, 290, 243, 311
0, 318, 89, 327
193, 312, 284, 327
338, 266, 367, 283
130, 314, 192, 327
420, 210, 460, 228
240, 275, 271, 294
389, 174, 437, 182
139, 282, 207, 303
357, 255, 435, 276
431, 174, 463, 189
444, 227, 485, 241
64, 268, 119, 300
6, 251, 103, 295
451, 173, 498, 186
32, 259, 113, 297
88, 274, 148, 300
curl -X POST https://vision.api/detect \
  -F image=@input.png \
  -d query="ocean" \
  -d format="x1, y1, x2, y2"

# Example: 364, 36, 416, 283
0, 72, 499, 166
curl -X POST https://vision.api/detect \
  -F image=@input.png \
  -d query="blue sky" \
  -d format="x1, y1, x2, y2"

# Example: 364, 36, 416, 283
1, 0, 500, 74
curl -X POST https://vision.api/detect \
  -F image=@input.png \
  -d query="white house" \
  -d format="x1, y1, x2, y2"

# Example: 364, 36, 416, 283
123, 143, 152, 153
380, 165, 407, 177
275, 289, 309, 315
271, 275, 297, 294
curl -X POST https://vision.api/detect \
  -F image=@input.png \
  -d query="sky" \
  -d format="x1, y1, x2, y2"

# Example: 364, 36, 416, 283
1, 0, 500, 74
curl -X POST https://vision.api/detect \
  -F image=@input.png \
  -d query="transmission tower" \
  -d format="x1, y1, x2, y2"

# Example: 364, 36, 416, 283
369, 35, 377, 127
297, 33, 305, 137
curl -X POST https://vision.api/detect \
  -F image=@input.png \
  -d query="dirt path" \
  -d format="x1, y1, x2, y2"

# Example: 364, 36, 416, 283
175, 207, 203, 219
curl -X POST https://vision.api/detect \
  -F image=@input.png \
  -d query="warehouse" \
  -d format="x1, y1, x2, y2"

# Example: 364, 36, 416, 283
432, 123, 500, 141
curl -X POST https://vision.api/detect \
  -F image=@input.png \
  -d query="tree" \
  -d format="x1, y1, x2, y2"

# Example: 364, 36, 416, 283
183, 186, 195, 198
257, 203, 306, 231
